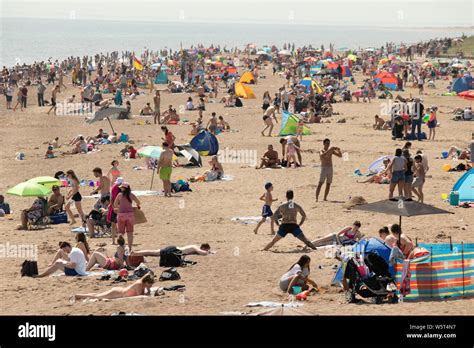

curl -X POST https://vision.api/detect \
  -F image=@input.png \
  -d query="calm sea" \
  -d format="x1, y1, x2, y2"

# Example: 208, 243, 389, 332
0, 17, 466, 67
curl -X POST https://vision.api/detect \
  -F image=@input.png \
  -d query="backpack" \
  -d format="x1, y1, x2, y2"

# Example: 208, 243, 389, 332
159, 246, 184, 267
133, 263, 153, 278
159, 268, 181, 281
21, 260, 38, 277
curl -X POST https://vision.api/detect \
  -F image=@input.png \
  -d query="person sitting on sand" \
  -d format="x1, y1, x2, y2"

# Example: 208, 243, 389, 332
186, 96, 194, 110
203, 155, 224, 180
47, 185, 65, 215
64, 136, 88, 155
373, 114, 389, 130
263, 190, 316, 251
0, 195, 11, 216
36, 241, 87, 277
18, 197, 47, 229
311, 221, 362, 247
280, 136, 303, 167
256, 144, 280, 169
279, 255, 318, 294
218, 116, 230, 131
49, 234, 90, 264
377, 226, 390, 241
72, 273, 155, 301
45, 145, 55, 159
161, 105, 179, 124
357, 158, 391, 184
139, 103, 153, 116
130, 243, 213, 257
86, 235, 127, 271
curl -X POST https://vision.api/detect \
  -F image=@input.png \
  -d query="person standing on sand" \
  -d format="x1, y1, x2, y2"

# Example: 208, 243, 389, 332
47, 85, 60, 115
315, 138, 342, 202
263, 190, 316, 251
114, 182, 141, 250
37, 80, 46, 107
91, 167, 111, 201
157, 142, 173, 197
254, 182, 278, 235
153, 90, 161, 124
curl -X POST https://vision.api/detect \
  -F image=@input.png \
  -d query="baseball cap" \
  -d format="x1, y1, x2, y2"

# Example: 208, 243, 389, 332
264, 182, 273, 190
119, 182, 130, 189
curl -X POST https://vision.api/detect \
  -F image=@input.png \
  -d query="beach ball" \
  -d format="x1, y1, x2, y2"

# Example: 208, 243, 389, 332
89, 180, 95, 187
423, 114, 430, 123
441, 151, 449, 159
442, 164, 451, 172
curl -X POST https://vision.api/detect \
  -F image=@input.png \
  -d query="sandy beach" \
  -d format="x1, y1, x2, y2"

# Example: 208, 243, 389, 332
0, 56, 473, 316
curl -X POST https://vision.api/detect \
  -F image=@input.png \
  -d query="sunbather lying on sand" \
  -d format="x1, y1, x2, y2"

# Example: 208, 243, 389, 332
130, 243, 213, 257
311, 221, 362, 247
72, 273, 155, 301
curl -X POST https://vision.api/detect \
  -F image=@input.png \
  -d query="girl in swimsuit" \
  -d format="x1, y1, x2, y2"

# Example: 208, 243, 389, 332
65, 170, 85, 225
73, 273, 155, 301
85, 235, 126, 271
311, 221, 362, 247
107, 160, 120, 185
389, 224, 414, 259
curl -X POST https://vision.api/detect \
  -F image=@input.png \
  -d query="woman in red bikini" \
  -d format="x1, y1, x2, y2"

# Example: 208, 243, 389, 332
85, 235, 126, 271
73, 273, 155, 301
311, 221, 363, 247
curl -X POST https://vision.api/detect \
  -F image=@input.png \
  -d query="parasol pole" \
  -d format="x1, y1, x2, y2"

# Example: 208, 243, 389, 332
150, 165, 156, 190
399, 215, 402, 228
106, 116, 116, 134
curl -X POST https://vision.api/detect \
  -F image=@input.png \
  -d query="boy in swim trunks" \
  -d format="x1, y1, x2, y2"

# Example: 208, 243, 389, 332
254, 182, 278, 235
157, 142, 173, 197
315, 138, 342, 202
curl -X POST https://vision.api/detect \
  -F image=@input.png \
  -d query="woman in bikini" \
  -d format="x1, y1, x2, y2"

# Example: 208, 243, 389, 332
203, 156, 224, 180
65, 170, 85, 225
107, 160, 121, 185
386, 224, 414, 259
73, 273, 155, 301
85, 235, 127, 271
311, 221, 362, 247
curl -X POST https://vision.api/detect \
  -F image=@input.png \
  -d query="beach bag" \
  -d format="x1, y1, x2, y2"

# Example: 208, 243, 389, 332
50, 212, 68, 224
412, 247, 430, 259
21, 260, 38, 277
159, 268, 181, 281
127, 255, 145, 268
133, 263, 153, 278
159, 246, 184, 267
133, 207, 147, 225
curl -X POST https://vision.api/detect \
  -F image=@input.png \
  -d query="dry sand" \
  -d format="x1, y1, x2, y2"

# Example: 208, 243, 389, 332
0, 61, 473, 315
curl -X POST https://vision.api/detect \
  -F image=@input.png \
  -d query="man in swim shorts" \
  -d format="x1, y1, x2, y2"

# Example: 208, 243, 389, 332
157, 142, 173, 197
316, 138, 342, 202
263, 190, 316, 251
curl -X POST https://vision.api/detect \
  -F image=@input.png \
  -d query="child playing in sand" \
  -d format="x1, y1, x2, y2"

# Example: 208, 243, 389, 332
412, 155, 425, 203
254, 182, 277, 235
45, 145, 55, 159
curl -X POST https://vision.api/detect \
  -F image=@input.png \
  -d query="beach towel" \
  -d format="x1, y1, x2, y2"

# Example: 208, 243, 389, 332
399, 260, 411, 296
53, 270, 115, 277
231, 216, 264, 225
352, 169, 374, 177
245, 302, 303, 308
220, 175, 234, 181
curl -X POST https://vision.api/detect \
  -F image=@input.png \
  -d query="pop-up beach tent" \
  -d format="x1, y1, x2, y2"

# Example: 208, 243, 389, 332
279, 111, 311, 136
235, 82, 256, 99
452, 168, 474, 202
374, 71, 398, 90
190, 130, 219, 156
298, 77, 323, 94
452, 77, 469, 93
154, 70, 168, 84
240, 71, 255, 84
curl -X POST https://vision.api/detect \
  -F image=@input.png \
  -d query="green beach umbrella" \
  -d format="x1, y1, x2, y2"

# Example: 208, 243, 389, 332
27, 176, 61, 189
138, 146, 165, 159
138, 146, 164, 190
7, 182, 52, 197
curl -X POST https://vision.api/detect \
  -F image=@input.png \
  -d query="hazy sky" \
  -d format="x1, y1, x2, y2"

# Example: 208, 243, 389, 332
1, 0, 473, 27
